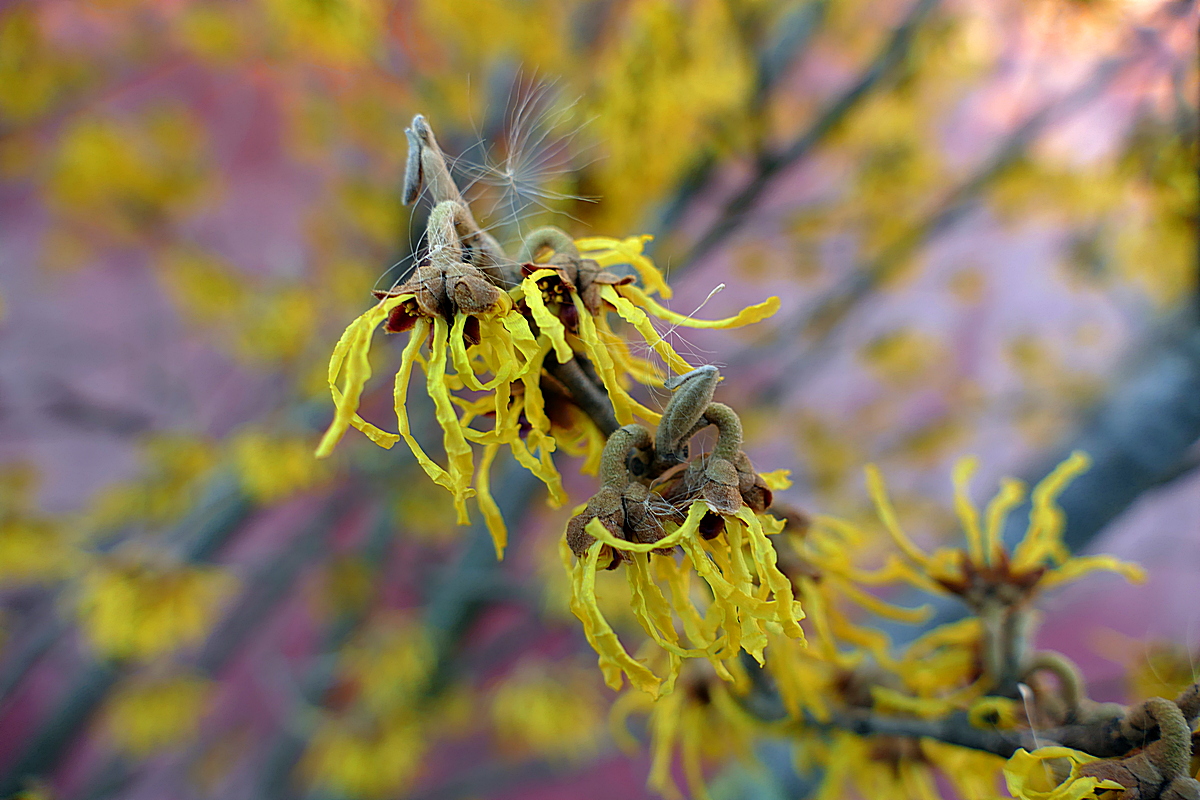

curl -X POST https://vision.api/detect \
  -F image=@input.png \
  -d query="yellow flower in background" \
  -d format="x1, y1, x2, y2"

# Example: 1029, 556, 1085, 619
0, 517, 76, 584
488, 662, 606, 762
612, 663, 758, 800
105, 673, 211, 755
0, 466, 78, 584
259, 0, 383, 66
232, 431, 330, 502
338, 614, 433, 713
303, 713, 427, 800
87, 434, 218, 531
860, 451, 1144, 604
76, 551, 235, 660
1003, 746, 1123, 800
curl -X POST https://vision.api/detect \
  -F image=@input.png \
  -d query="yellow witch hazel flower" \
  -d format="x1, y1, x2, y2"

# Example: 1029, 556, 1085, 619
563, 367, 803, 697
315, 115, 779, 557
859, 451, 1145, 605
488, 660, 607, 762
611, 660, 759, 800
105, 672, 212, 755
75, 547, 235, 660
816, 452, 1145, 719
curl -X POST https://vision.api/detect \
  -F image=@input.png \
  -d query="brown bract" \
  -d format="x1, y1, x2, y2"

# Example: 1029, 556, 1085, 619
565, 482, 672, 567
372, 260, 503, 340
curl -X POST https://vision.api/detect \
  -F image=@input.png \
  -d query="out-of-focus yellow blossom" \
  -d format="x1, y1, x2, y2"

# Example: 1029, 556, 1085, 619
105, 673, 211, 754
612, 663, 757, 800
861, 327, 949, 388
488, 662, 607, 762
1003, 746, 1124, 800
159, 249, 319, 365
303, 713, 427, 800
589, 0, 753, 231
392, 490, 459, 543
177, 3, 249, 62
0, 516, 76, 584
259, 0, 383, 66
415, 0, 572, 74
0, 8, 85, 124
48, 110, 208, 242
87, 434, 218, 531
0, 467, 79, 583
861, 451, 1144, 605
815, 731, 1007, 800
338, 614, 433, 712
231, 431, 330, 502
76, 551, 235, 659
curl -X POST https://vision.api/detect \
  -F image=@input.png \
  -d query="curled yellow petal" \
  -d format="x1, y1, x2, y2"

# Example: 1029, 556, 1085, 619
521, 271, 572, 364
476, 443, 506, 559
572, 294, 660, 425
427, 316, 477, 522
984, 477, 1026, 565
865, 464, 930, 568
392, 318, 454, 492
1038, 554, 1146, 592
315, 295, 409, 457
569, 541, 665, 696
599, 285, 693, 375
1013, 451, 1090, 571
952, 457, 984, 564
617, 283, 780, 329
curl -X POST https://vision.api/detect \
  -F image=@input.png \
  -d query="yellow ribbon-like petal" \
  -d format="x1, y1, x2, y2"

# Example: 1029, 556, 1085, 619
315, 295, 409, 457
617, 283, 780, 329
520, 270, 572, 364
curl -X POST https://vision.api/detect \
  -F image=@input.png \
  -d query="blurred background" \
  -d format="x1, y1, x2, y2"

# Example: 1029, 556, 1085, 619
0, 0, 1196, 798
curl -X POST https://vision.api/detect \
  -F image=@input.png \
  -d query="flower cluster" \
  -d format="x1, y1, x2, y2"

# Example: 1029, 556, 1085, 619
315, 116, 777, 557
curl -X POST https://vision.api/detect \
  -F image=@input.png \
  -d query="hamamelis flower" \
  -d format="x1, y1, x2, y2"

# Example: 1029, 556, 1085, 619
76, 549, 235, 660
860, 451, 1145, 605
520, 231, 778, 427
563, 372, 803, 696
314, 200, 544, 549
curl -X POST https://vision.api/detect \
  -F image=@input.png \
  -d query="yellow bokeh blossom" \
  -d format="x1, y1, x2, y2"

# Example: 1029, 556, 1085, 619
488, 662, 607, 762
76, 551, 235, 659
105, 673, 212, 755
303, 713, 427, 800
232, 431, 331, 502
